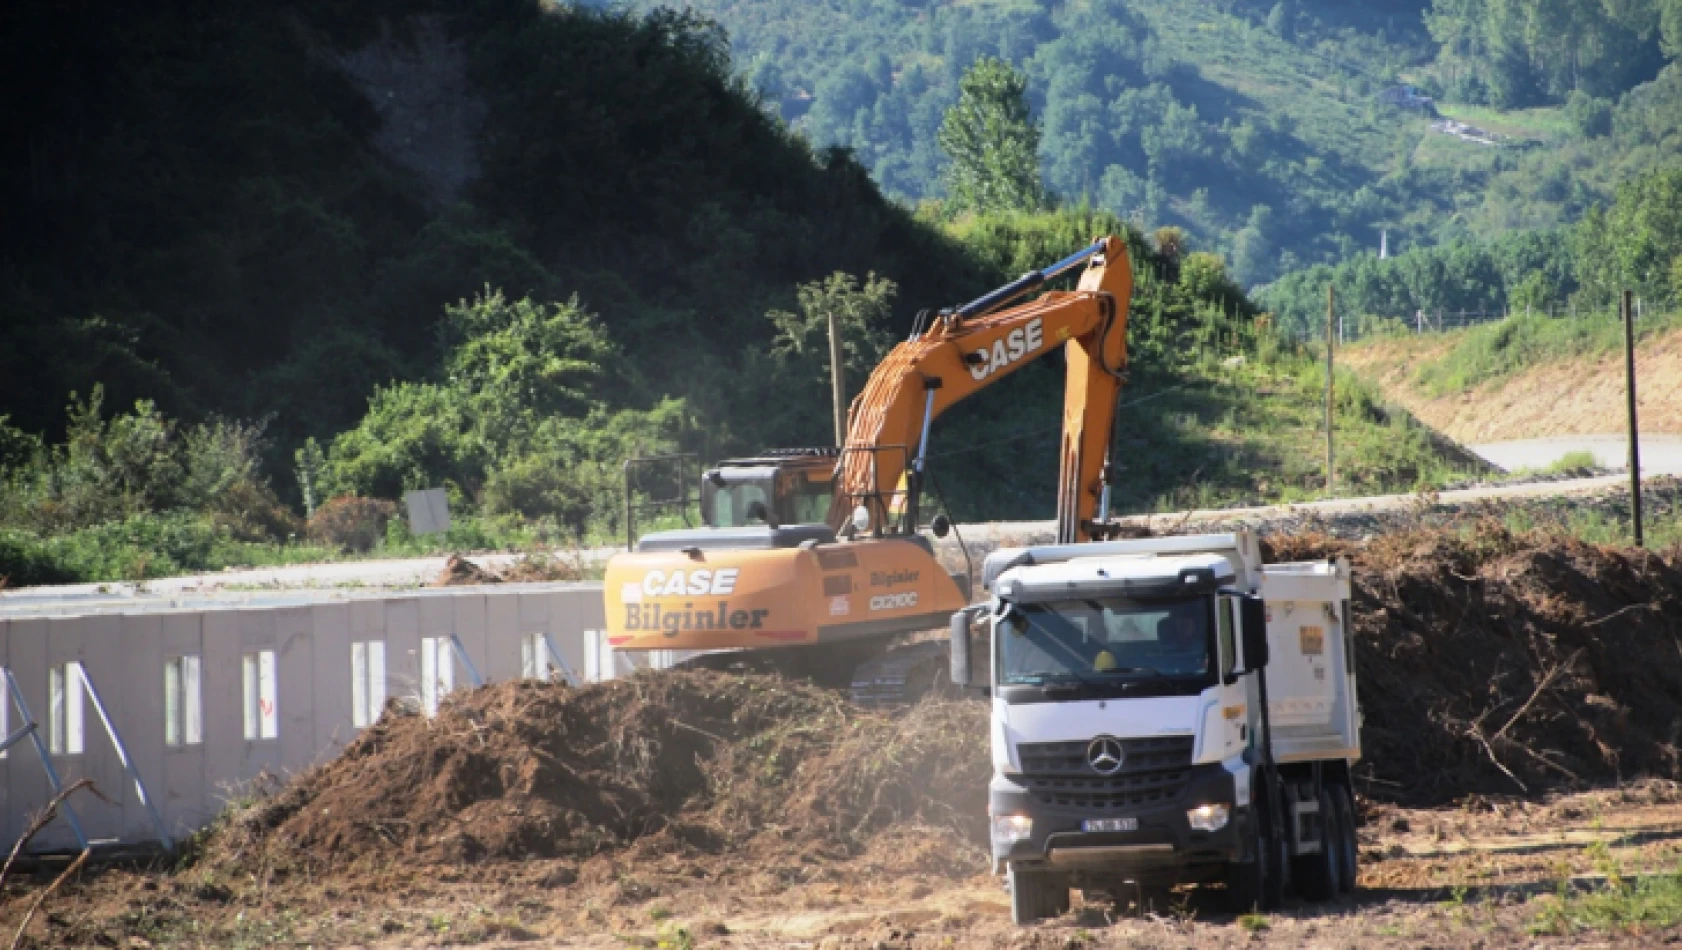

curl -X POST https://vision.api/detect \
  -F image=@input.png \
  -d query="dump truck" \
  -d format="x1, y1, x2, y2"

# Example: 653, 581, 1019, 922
949, 530, 1359, 922
604, 236, 1136, 701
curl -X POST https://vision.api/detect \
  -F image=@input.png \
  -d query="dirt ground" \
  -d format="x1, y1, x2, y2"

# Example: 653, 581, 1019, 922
10, 521, 1682, 947
1342, 327, 1682, 443
10, 783, 1682, 947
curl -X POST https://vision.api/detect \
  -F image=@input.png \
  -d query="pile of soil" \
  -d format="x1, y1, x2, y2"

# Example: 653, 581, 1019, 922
208, 672, 988, 874
1266, 519, 1682, 803
204, 520, 1682, 879
431, 551, 584, 585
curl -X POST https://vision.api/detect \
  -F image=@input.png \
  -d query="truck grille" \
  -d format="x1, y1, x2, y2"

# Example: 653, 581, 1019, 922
1016, 737, 1195, 811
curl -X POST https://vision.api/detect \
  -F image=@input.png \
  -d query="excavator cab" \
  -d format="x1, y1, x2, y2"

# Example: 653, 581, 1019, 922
700, 450, 836, 529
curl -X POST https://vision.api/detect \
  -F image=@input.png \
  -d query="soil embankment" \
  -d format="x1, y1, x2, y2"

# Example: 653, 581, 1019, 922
1344, 327, 1682, 444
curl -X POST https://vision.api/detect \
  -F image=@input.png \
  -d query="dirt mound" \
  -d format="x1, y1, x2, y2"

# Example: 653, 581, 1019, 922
209, 672, 988, 875
1266, 520, 1682, 803
431, 551, 585, 586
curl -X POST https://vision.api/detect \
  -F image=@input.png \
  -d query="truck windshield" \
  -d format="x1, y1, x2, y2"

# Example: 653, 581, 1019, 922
996, 596, 1213, 685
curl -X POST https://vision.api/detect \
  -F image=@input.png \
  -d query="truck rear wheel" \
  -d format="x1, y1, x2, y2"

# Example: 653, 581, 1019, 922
1008, 866, 1068, 925
1294, 787, 1343, 901
1329, 784, 1358, 894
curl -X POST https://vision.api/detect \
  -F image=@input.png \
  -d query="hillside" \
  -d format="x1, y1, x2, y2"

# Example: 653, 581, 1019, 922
1343, 317, 1682, 444
595, 0, 1682, 285
0, 1, 1483, 584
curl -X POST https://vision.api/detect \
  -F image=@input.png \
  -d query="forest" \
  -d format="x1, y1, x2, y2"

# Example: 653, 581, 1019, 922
0, 0, 1274, 583
4, 0, 1680, 584
597, 0, 1682, 285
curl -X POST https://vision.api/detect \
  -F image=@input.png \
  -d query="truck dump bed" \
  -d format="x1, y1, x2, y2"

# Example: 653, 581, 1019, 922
1260, 560, 1358, 765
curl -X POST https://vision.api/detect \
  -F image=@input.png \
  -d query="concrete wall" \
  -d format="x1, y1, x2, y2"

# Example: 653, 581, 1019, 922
0, 584, 607, 853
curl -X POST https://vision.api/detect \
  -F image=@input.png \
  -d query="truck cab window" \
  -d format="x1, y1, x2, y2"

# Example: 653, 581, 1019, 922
997, 596, 1214, 686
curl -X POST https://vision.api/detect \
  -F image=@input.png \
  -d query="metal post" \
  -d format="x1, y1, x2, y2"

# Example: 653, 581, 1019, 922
1623, 290, 1643, 547
4, 669, 89, 850
540, 633, 583, 687
449, 635, 484, 688
73, 664, 173, 851
827, 309, 847, 447
1325, 285, 1336, 497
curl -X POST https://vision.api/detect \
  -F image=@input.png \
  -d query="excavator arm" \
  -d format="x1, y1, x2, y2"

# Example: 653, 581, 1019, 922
834, 236, 1133, 543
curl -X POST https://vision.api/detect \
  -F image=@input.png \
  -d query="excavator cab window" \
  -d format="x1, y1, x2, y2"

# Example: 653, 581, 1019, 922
703, 472, 775, 528
777, 471, 832, 526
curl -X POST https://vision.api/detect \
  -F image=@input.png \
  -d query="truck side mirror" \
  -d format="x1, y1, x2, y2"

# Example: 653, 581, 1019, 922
1240, 595, 1269, 671
949, 606, 981, 686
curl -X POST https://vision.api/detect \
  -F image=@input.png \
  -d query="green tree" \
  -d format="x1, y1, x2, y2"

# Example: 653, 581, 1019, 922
939, 57, 1046, 214
768, 272, 898, 388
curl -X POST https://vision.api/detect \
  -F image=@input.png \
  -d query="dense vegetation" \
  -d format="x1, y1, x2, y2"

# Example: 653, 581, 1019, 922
1261, 165, 1682, 336
3, 0, 1472, 584
598, 0, 1682, 285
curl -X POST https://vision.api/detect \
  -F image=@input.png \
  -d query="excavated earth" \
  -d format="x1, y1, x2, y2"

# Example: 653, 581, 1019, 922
9, 521, 1682, 947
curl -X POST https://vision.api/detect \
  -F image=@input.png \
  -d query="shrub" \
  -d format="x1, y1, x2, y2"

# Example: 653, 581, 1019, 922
308, 496, 397, 553
0, 530, 75, 587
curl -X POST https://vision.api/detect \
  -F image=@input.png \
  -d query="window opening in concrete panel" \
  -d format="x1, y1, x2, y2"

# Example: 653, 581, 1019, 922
420, 637, 454, 716
165, 655, 203, 747
351, 640, 387, 728
242, 650, 278, 740
521, 632, 550, 680
48, 662, 85, 755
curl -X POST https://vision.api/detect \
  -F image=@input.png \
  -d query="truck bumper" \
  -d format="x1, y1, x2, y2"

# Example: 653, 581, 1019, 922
990, 762, 1247, 882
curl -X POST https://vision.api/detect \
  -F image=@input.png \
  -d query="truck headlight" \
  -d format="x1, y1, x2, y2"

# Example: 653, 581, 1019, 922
991, 814, 1033, 845
1187, 803, 1231, 832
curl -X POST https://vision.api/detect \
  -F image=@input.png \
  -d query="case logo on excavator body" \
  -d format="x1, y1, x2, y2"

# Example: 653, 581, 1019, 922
630, 568, 739, 599
967, 317, 1044, 381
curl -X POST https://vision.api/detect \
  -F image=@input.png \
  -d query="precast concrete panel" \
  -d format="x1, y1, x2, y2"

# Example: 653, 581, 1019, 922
200, 610, 245, 817
234, 609, 281, 782
2, 582, 608, 852
275, 607, 316, 776
384, 599, 421, 710
309, 603, 354, 760
485, 592, 518, 680
160, 611, 207, 836
6, 620, 52, 848
457, 593, 502, 683
113, 612, 165, 843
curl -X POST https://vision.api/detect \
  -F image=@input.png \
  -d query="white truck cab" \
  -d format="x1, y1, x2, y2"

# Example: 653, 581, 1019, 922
949, 531, 1359, 923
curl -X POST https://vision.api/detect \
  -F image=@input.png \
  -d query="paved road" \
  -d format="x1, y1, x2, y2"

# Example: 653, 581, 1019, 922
1469, 434, 1682, 475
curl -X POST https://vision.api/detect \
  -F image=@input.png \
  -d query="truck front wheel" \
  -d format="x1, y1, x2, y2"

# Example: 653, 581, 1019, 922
1008, 865, 1068, 925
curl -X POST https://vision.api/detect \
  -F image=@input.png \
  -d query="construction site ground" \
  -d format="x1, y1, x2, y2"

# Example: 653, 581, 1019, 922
12, 770, 1682, 947
10, 502, 1682, 947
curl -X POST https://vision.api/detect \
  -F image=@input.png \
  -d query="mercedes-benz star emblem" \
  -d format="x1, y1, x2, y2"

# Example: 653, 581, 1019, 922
1087, 736, 1125, 775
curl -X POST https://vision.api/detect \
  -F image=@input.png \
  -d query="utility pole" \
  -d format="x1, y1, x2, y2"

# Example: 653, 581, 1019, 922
1325, 285, 1336, 497
1623, 289, 1643, 547
827, 310, 847, 447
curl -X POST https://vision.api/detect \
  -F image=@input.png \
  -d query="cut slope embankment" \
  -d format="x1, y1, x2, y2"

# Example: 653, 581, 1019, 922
1344, 326, 1682, 444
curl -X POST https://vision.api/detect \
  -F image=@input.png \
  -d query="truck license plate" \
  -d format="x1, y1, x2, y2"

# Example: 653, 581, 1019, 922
1082, 818, 1137, 833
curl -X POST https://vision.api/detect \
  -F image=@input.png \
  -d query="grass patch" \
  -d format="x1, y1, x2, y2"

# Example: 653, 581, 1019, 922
1107, 344, 1485, 514
1414, 310, 1682, 396
1545, 450, 1601, 476
1237, 912, 1270, 932
1531, 841, 1682, 936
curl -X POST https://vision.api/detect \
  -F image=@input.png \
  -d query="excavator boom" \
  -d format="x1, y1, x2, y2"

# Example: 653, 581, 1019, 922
836, 235, 1132, 543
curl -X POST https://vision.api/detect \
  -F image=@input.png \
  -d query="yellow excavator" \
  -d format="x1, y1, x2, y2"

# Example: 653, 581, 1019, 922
603, 236, 1135, 701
